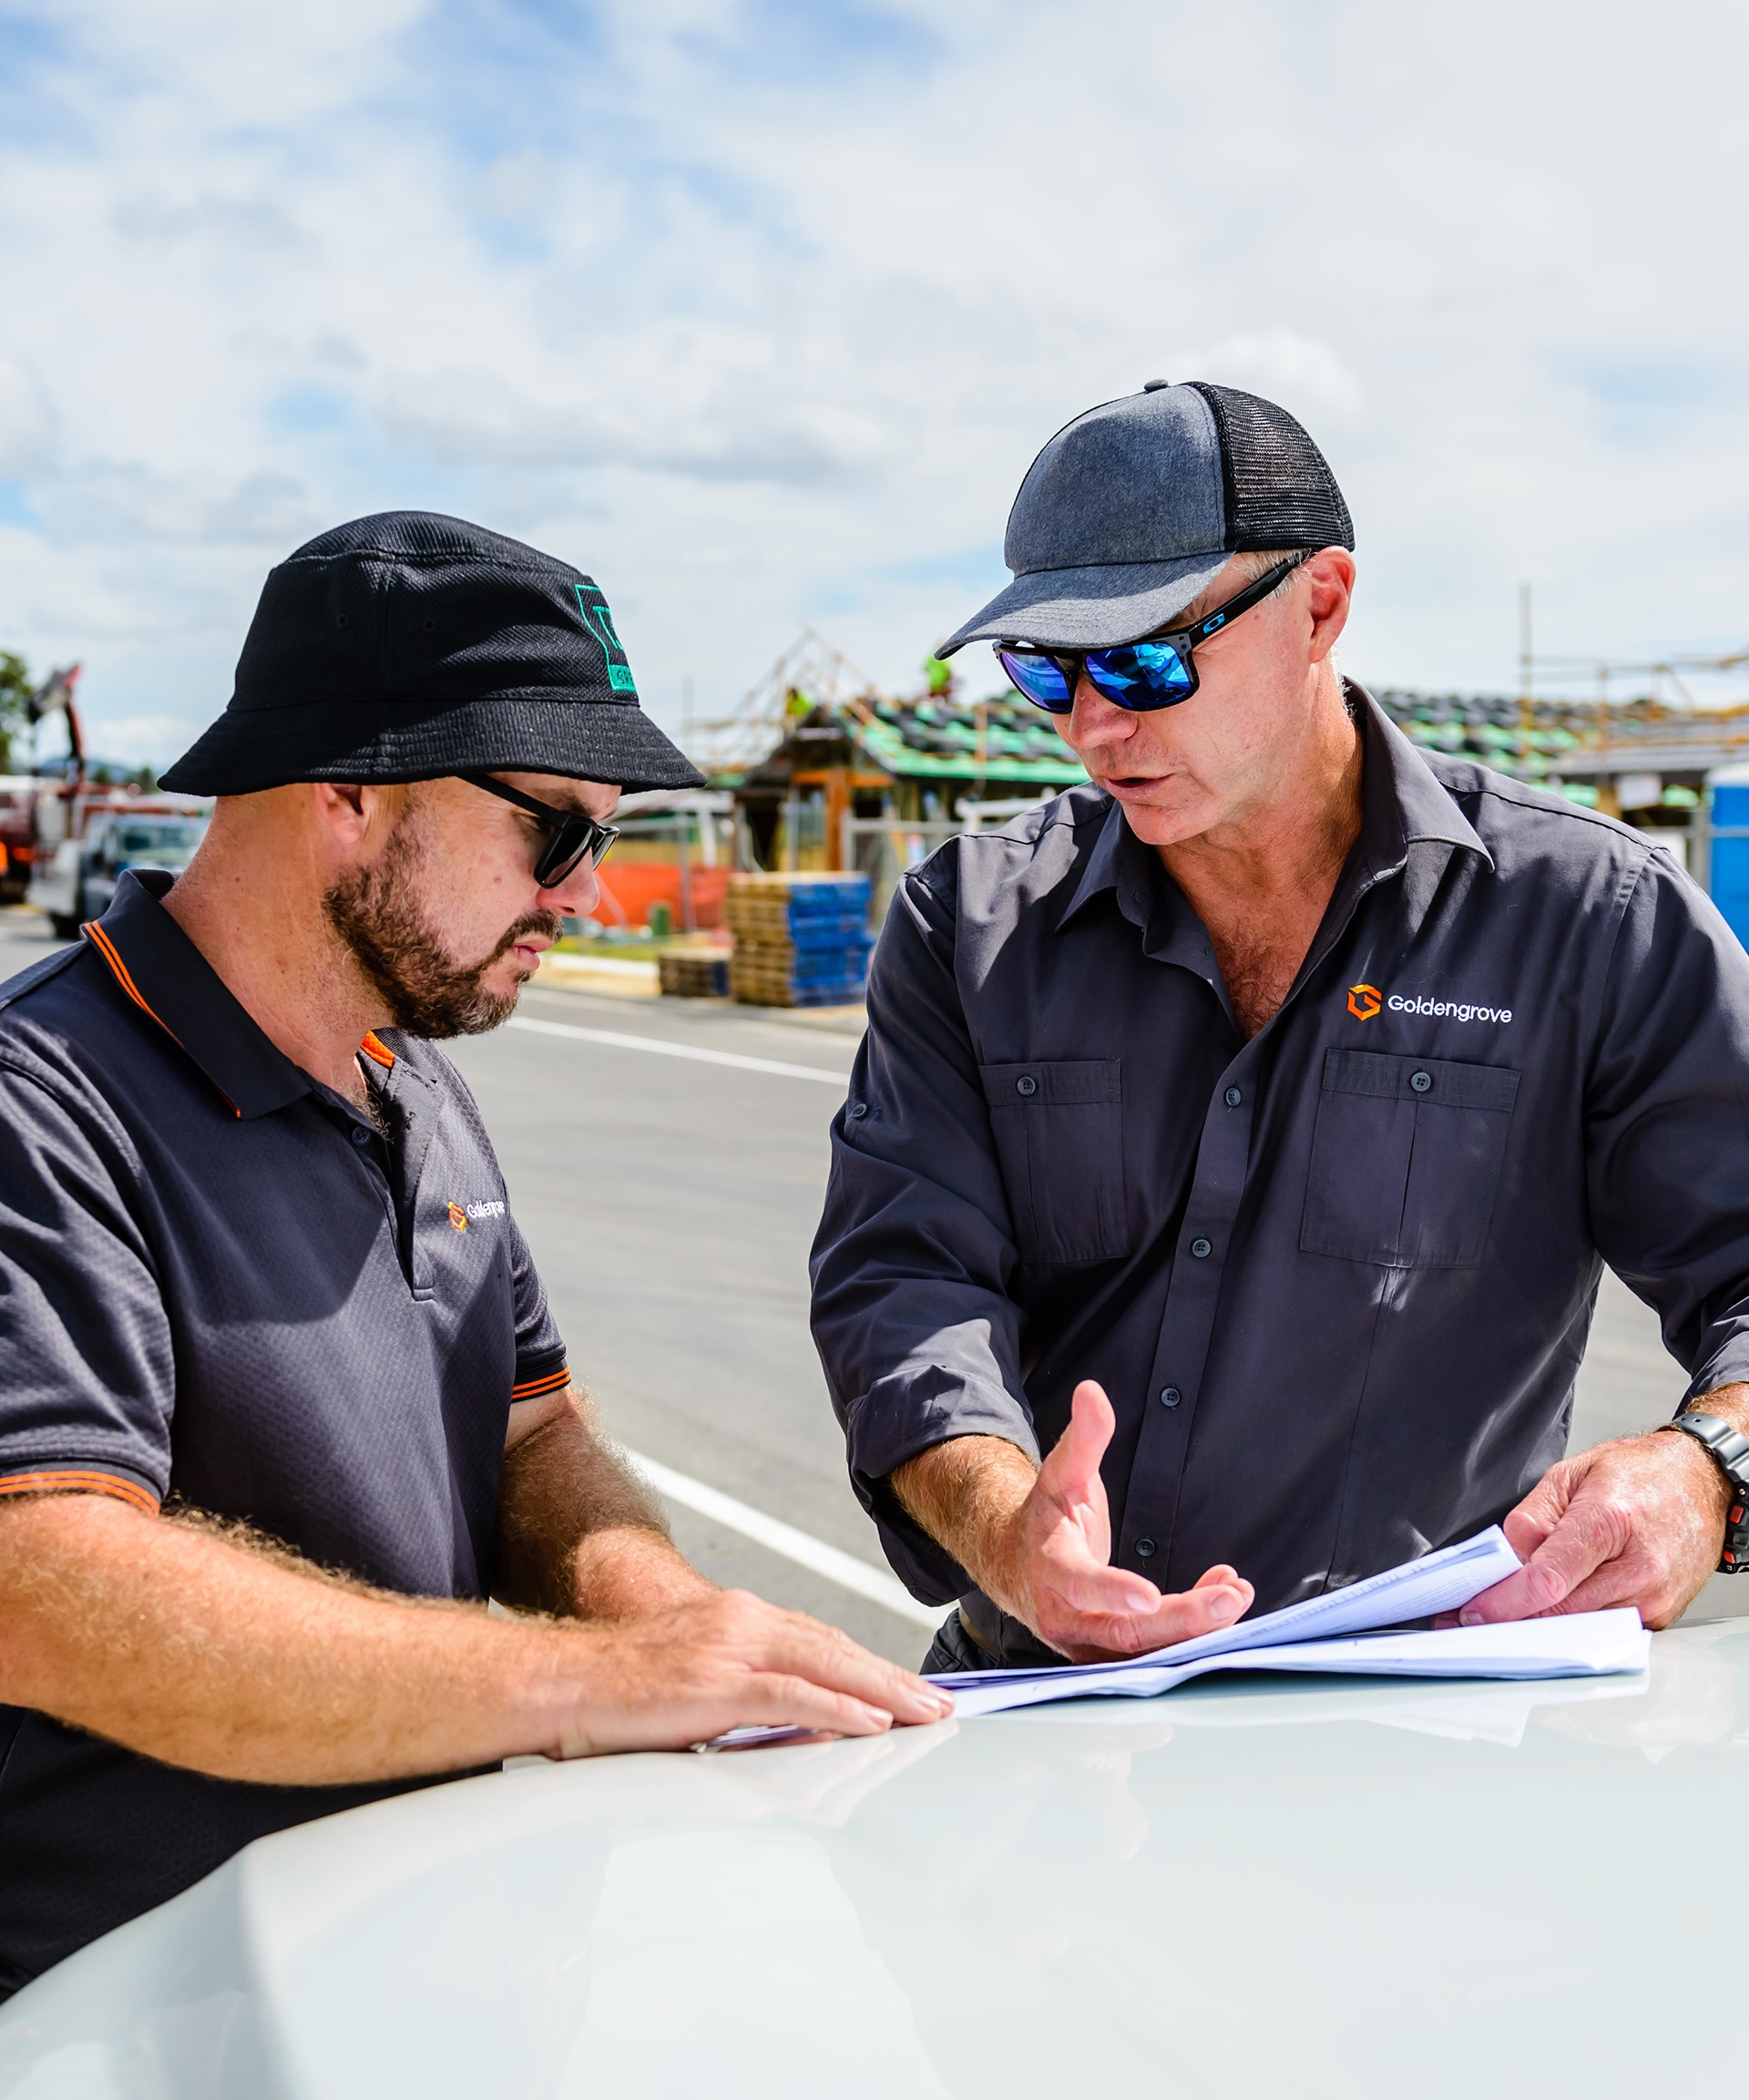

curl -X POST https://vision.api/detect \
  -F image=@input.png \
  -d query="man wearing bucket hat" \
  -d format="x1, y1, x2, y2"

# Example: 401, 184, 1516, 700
812, 382, 1749, 1674
0, 512, 949, 1996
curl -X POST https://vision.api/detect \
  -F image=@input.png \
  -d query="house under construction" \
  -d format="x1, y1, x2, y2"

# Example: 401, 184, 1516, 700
614, 626, 1749, 936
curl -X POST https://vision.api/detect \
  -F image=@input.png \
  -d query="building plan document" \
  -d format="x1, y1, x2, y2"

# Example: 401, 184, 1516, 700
710, 1527, 1651, 1747
925, 1527, 1652, 1720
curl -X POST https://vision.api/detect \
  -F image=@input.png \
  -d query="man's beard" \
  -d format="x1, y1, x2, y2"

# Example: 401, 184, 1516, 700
323, 818, 564, 1040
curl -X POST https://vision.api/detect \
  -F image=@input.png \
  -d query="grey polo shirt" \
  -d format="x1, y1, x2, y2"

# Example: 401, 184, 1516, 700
0, 871, 566, 1992
812, 685, 1749, 1662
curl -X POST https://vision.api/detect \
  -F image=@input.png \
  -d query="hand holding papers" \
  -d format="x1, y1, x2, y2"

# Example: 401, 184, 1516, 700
926, 1527, 1652, 1720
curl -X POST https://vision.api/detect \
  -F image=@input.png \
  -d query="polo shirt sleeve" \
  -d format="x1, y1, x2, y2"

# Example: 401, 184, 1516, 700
506, 1214, 568, 1403
0, 1058, 170, 1513
810, 848, 1038, 1605
1585, 848, 1749, 1403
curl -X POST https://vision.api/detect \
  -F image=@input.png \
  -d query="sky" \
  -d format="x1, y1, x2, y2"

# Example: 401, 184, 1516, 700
2, 0, 1747, 768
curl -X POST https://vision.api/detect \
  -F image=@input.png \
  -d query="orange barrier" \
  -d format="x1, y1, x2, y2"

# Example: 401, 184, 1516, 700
592, 864, 731, 929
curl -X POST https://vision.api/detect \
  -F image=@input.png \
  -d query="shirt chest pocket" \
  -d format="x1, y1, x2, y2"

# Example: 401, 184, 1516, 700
1300, 1048, 1520, 1269
979, 1059, 1127, 1266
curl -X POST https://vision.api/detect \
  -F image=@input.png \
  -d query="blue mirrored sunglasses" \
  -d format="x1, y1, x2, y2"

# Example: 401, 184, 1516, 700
993, 555, 1307, 715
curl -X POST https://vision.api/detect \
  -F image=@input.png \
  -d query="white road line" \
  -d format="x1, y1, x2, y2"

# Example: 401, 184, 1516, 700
507, 1016, 852, 1087
627, 1449, 940, 1630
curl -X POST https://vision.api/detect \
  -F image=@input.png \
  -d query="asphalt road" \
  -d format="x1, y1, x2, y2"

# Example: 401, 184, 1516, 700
1, 904, 1739, 1654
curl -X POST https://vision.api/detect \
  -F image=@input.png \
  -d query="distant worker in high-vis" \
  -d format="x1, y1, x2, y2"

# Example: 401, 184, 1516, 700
813, 380, 1749, 1673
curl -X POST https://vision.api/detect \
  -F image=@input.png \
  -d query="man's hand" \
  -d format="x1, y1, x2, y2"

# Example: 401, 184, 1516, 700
1451, 1388, 1744, 1631
555, 1589, 951, 1755
894, 1380, 1253, 1663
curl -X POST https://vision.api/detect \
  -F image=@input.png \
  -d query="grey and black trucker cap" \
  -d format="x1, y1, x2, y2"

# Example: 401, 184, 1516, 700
160, 510, 702, 796
938, 380, 1354, 656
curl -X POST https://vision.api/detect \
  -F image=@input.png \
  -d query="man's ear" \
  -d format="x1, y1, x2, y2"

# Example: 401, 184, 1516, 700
311, 783, 370, 849
1304, 548, 1355, 668
310, 783, 407, 853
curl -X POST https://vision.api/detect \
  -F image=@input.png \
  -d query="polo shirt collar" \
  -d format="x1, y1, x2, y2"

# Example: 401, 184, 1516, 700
1055, 678, 1491, 936
83, 872, 313, 1120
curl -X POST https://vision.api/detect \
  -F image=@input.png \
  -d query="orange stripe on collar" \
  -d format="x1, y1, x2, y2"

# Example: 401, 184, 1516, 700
0, 1469, 160, 1515
360, 1031, 395, 1070
85, 920, 169, 1031
84, 921, 241, 1118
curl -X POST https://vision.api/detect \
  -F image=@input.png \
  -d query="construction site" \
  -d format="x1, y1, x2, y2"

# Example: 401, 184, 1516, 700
12, 625, 1749, 1014
542, 619, 1749, 1010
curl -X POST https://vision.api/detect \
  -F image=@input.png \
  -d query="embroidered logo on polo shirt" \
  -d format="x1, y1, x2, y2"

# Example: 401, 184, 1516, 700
1347, 983, 1382, 1019
448, 1199, 507, 1231
448, 1203, 468, 1232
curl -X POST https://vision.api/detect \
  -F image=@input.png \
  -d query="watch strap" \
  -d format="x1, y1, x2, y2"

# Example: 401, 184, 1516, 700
1659, 1411, 1749, 1572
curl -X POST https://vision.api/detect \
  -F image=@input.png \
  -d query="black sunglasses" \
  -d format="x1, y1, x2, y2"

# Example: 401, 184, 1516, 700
464, 773, 619, 889
994, 554, 1309, 714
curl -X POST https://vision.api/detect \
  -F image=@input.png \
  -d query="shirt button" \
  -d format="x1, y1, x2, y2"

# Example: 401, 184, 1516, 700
1160, 1386, 1181, 1408
1190, 1236, 1212, 1258
1223, 1085, 1243, 1108
350, 1126, 373, 1146
849, 1101, 868, 1119
1136, 1537, 1157, 1559
1409, 1070, 1434, 1095
1016, 1075, 1038, 1097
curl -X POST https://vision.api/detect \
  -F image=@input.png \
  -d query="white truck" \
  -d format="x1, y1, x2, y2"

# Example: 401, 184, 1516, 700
26, 801, 210, 938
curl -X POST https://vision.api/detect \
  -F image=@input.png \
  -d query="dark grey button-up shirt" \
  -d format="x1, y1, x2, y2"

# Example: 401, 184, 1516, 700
812, 687, 1749, 1658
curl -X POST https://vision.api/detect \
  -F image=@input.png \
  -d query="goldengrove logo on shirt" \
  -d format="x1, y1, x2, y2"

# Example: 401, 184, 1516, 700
448, 1203, 468, 1232
447, 1198, 507, 1232
1345, 983, 1513, 1026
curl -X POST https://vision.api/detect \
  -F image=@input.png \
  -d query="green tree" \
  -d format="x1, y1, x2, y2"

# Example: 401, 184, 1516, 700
0, 652, 28, 775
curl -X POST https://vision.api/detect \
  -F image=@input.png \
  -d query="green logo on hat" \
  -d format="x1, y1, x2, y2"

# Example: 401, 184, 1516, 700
574, 585, 637, 693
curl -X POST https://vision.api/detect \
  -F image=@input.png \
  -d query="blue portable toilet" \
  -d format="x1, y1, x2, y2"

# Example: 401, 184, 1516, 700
1707, 766, 1749, 951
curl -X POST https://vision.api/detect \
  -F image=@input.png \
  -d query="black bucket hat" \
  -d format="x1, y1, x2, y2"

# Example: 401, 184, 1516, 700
160, 511, 703, 795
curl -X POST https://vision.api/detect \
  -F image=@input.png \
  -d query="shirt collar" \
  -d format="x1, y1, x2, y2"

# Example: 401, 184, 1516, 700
1361, 682, 1492, 871
1056, 678, 1490, 936
83, 872, 315, 1120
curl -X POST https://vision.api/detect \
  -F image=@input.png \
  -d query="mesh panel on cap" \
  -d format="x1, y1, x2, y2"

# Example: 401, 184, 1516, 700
1187, 383, 1355, 552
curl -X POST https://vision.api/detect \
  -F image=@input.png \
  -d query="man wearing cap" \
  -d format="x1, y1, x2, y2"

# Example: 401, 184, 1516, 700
0, 512, 947, 1998
812, 381, 1749, 1673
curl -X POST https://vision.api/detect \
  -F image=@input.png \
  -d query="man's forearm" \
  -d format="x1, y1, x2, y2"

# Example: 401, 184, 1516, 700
891, 1434, 1039, 1612
1685, 1381, 1749, 1439
495, 1384, 711, 1620
0, 1492, 946, 1784
0, 1494, 588, 1785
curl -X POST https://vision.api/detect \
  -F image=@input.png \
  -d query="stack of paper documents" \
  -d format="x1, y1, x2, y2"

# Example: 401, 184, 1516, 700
926, 1527, 1652, 1720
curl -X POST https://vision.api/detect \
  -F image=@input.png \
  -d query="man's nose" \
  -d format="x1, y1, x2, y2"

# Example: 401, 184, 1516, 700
543, 857, 601, 918
1067, 672, 1142, 749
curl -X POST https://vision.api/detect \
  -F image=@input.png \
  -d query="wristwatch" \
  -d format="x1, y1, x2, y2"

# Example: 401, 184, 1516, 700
1658, 1411, 1749, 1572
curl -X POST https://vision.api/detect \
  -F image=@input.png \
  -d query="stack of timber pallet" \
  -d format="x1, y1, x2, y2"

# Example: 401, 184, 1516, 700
726, 873, 873, 1008
658, 949, 731, 999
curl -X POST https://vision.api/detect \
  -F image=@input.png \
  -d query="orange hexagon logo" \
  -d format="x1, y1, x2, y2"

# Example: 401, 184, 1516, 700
1346, 983, 1382, 1020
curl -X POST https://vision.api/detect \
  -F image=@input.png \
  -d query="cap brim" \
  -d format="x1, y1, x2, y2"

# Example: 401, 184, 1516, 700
938, 551, 1232, 657
159, 697, 705, 796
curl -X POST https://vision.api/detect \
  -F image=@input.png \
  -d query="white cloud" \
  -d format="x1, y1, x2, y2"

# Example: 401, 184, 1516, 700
0, 357, 58, 477
2, 0, 1748, 762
